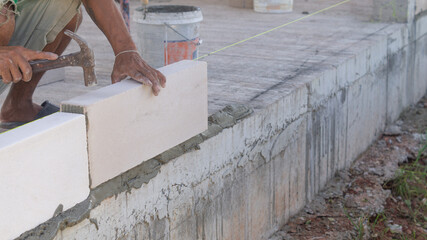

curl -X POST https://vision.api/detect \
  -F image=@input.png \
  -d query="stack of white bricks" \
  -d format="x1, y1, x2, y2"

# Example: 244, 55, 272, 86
0, 60, 208, 239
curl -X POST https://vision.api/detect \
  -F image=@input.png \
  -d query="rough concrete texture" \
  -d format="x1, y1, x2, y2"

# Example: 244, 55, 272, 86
416, 0, 427, 14
17, 1, 427, 239
373, 0, 412, 23
363, 0, 425, 23
387, 16, 427, 123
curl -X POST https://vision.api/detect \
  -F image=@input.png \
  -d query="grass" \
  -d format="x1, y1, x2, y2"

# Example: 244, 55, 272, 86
358, 132, 427, 240
341, 131, 427, 239
385, 132, 427, 224
369, 212, 386, 230
343, 208, 366, 240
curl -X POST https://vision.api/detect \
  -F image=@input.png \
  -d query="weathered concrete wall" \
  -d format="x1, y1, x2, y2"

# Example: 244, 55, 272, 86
387, 15, 427, 123
19, 12, 427, 240
416, 0, 427, 15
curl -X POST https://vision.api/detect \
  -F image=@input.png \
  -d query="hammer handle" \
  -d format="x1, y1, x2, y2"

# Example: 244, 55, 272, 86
30, 53, 79, 73
0, 53, 77, 81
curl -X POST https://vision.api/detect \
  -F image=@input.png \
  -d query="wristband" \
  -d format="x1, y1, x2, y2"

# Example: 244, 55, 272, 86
115, 50, 139, 58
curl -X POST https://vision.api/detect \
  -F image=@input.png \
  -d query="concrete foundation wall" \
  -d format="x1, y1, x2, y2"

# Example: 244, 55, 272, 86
46, 15, 427, 240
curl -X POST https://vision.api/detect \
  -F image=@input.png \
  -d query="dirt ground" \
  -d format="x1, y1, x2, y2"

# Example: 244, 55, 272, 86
270, 96, 427, 240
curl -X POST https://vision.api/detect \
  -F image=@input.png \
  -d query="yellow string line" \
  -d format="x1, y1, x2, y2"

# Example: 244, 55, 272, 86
195, 0, 351, 60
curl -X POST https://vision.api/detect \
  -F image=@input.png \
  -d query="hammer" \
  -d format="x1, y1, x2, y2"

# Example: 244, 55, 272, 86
0, 30, 97, 87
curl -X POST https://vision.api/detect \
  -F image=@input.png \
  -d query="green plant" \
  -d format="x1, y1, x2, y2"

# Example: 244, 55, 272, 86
385, 131, 427, 223
369, 212, 386, 231
367, 212, 391, 239
343, 208, 366, 240
398, 231, 419, 240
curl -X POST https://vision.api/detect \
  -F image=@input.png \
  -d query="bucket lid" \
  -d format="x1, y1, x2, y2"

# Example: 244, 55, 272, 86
134, 5, 203, 25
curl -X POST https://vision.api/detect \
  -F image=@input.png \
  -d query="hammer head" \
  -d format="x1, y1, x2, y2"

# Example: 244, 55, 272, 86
64, 30, 97, 86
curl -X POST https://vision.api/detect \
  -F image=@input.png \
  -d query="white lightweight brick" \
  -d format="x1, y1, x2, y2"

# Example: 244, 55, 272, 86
62, 60, 208, 188
0, 113, 89, 240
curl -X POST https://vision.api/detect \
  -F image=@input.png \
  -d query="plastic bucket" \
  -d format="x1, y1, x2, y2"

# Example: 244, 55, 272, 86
254, 0, 293, 13
133, 5, 203, 69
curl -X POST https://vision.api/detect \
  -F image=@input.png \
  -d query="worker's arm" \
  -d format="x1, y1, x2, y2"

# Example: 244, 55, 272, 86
0, 3, 57, 84
81, 0, 166, 96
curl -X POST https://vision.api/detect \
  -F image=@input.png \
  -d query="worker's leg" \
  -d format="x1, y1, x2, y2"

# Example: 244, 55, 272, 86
0, 0, 82, 123
0, 11, 82, 122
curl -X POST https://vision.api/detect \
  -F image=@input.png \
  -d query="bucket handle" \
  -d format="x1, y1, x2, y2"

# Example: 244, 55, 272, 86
164, 23, 202, 46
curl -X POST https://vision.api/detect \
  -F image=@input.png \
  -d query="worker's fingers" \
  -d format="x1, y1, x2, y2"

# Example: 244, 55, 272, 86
0, 65, 13, 84
133, 67, 160, 95
137, 67, 162, 96
137, 65, 157, 85
143, 76, 161, 96
7, 58, 23, 83
130, 71, 153, 87
155, 70, 166, 88
136, 64, 163, 92
112, 51, 165, 96
20, 47, 58, 61
29, 51, 58, 61
151, 79, 161, 96
12, 53, 32, 82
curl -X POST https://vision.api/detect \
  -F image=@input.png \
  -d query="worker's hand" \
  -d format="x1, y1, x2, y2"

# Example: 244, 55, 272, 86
0, 46, 58, 84
111, 51, 166, 96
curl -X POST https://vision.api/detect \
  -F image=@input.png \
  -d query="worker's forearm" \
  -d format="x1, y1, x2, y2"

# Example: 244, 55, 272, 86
82, 0, 136, 55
